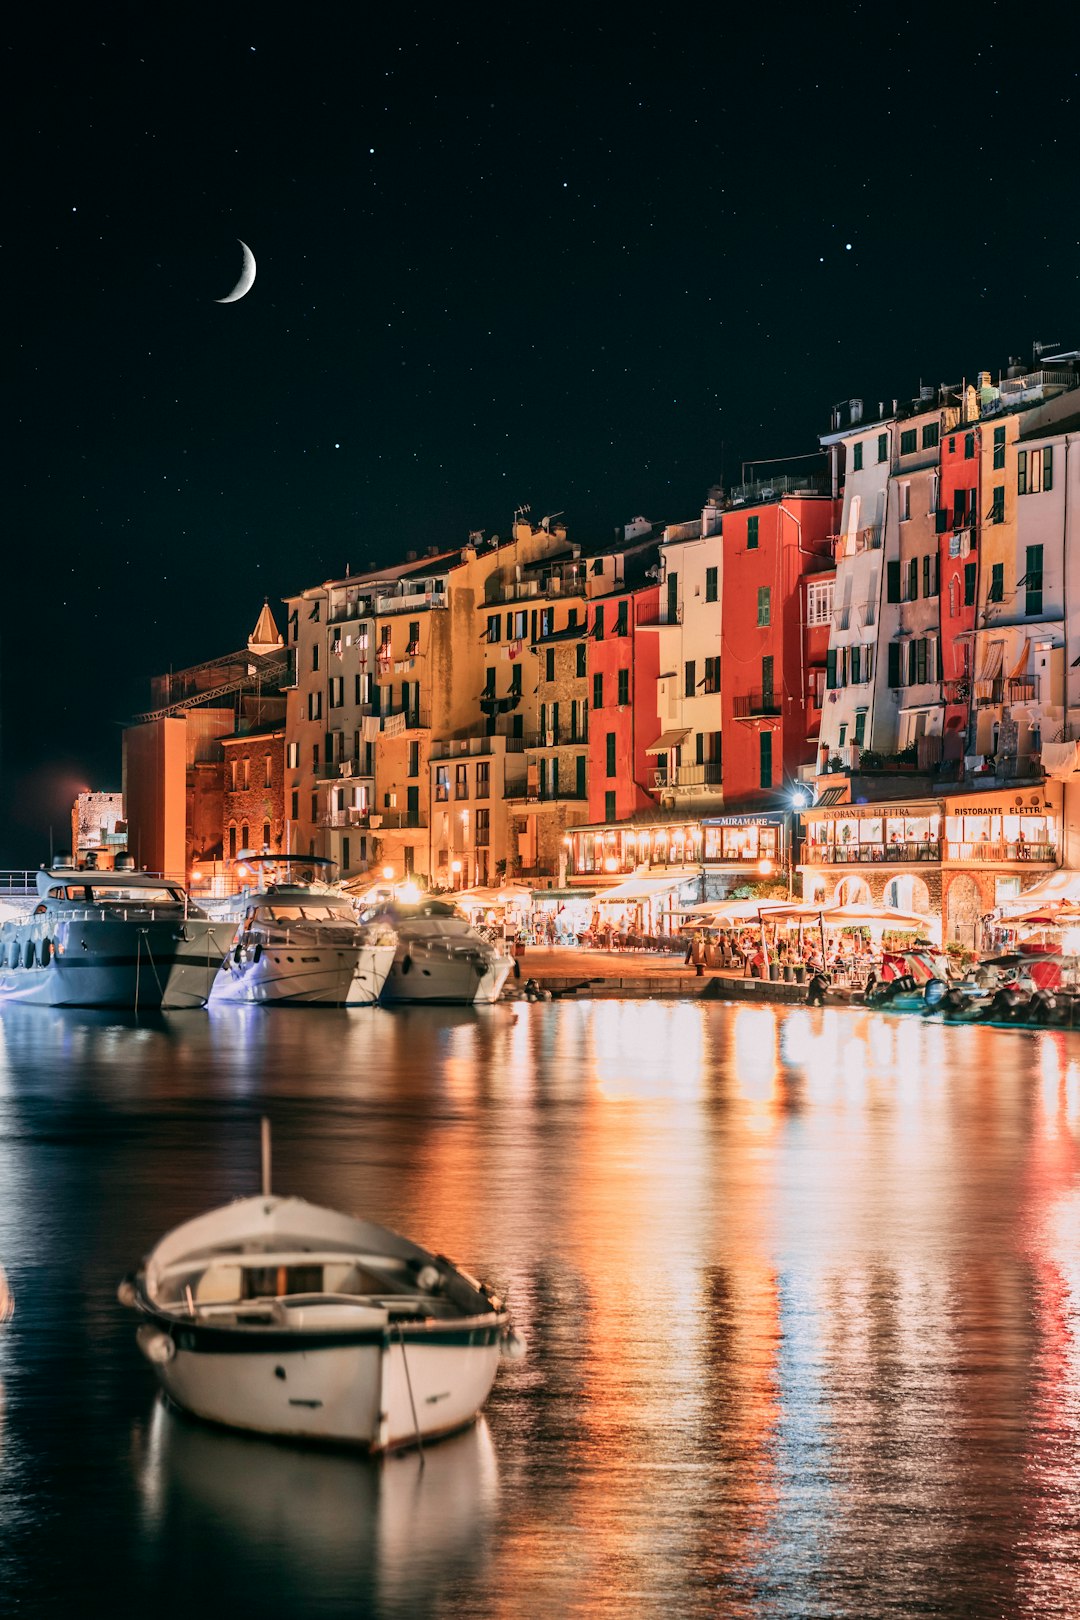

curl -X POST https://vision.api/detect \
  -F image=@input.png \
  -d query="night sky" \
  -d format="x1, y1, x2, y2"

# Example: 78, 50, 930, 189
5, 6, 1077, 861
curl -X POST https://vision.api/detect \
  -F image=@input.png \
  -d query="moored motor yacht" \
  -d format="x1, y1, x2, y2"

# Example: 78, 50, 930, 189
0, 861, 227, 1009
120, 1125, 524, 1452
367, 900, 515, 1005
209, 880, 395, 1007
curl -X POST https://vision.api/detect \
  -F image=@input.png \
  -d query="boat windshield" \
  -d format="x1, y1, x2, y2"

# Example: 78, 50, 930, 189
90, 885, 184, 904
257, 902, 354, 922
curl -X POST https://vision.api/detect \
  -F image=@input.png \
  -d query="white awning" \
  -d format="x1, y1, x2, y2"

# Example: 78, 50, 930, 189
645, 728, 690, 755
996, 869, 1080, 917
597, 869, 701, 903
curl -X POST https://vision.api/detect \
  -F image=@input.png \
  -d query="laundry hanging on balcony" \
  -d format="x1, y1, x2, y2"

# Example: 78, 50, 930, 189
973, 640, 1004, 703
1041, 740, 1079, 781
1008, 639, 1031, 680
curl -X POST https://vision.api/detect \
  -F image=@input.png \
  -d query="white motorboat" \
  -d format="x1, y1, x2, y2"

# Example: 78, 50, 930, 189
209, 883, 395, 1007
0, 863, 227, 1009
120, 1128, 524, 1452
371, 900, 516, 1005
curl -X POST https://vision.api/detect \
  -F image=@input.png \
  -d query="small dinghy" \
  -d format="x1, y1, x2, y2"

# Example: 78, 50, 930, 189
120, 1123, 524, 1453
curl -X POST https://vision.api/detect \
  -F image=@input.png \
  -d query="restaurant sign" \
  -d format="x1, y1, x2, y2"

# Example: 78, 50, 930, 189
812, 802, 940, 822
703, 813, 784, 827
947, 796, 1054, 816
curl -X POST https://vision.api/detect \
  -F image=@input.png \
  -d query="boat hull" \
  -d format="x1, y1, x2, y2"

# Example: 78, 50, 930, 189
0, 918, 226, 1008
381, 947, 513, 1005
208, 943, 395, 1006
141, 1323, 503, 1451
127, 1194, 512, 1453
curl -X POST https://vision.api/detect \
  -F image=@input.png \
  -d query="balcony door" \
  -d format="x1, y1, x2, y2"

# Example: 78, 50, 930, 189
762, 655, 774, 709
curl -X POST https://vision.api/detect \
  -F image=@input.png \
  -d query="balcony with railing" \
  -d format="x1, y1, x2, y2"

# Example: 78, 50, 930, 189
652, 763, 722, 791
523, 728, 589, 749
319, 807, 372, 829
374, 589, 447, 615
807, 841, 943, 865
487, 565, 587, 605
379, 706, 430, 734
726, 471, 829, 505
430, 735, 526, 760
367, 809, 428, 830
944, 840, 1057, 864
830, 526, 882, 559
636, 602, 682, 627
732, 690, 782, 720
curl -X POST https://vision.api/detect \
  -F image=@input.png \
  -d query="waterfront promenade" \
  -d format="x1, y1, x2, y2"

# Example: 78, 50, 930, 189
511, 945, 810, 1002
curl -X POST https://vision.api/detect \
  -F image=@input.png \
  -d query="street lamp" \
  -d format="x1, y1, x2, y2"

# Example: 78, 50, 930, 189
788, 787, 812, 897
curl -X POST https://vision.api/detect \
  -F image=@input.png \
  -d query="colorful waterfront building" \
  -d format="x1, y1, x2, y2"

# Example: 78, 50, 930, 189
719, 478, 836, 806
938, 404, 981, 768
586, 579, 661, 824
637, 503, 724, 813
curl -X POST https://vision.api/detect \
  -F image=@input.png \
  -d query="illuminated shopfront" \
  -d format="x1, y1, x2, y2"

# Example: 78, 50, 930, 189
803, 801, 943, 866
942, 790, 1059, 864
701, 815, 784, 866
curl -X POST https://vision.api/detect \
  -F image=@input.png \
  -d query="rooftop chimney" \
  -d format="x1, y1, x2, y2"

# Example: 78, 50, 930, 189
849, 398, 863, 424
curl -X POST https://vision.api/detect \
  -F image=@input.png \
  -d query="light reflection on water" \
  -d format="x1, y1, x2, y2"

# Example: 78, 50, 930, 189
1, 1002, 1080, 1614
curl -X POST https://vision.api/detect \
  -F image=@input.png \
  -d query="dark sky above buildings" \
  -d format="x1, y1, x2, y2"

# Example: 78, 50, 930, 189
4, 4, 1077, 857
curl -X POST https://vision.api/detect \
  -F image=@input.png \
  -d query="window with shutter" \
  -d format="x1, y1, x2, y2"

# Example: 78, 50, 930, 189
887, 561, 901, 602
759, 731, 772, 789
888, 642, 902, 687
964, 563, 976, 606
907, 558, 918, 601
1025, 545, 1044, 616
1018, 450, 1028, 495
1044, 447, 1054, 491
916, 639, 928, 685
993, 426, 1006, 470
826, 649, 838, 689
853, 441, 863, 471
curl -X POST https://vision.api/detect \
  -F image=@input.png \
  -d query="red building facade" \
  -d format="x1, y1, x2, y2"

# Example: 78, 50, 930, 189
720, 495, 837, 808
586, 583, 660, 823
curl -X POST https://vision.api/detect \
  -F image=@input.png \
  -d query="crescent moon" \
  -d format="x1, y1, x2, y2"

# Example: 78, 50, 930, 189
216, 240, 256, 304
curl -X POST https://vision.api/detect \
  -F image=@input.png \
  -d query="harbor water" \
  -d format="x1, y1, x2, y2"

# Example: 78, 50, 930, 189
2, 999, 1080, 1616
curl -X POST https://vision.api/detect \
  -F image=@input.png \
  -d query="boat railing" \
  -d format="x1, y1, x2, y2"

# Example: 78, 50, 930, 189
38, 905, 191, 924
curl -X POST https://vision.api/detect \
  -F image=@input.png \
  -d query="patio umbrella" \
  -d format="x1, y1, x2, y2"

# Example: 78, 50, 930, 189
679, 898, 764, 924
819, 901, 931, 931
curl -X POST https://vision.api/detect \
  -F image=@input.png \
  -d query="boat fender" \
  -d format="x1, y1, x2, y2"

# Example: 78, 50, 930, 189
500, 1328, 527, 1361
416, 1264, 441, 1292
233, 944, 243, 965
252, 943, 262, 963
401, 953, 413, 976
40, 938, 52, 966
135, 1324, 176, 1364
0, 1265, 14, 1325
513, 956, 521, 980
116, 1277, 137, 1308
